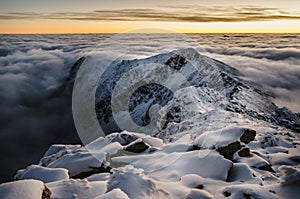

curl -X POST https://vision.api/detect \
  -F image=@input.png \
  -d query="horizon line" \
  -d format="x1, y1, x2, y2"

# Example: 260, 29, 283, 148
1, 32, 300, 35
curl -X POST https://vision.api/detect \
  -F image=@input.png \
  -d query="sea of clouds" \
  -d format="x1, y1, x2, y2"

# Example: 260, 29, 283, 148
0, 33, 299, 182
0, 34, 107, 182
191, 34, 300, 112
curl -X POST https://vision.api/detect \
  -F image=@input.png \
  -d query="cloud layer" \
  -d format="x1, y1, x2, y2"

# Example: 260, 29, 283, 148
191, 34, 300, 112
1, 6, 300, 22
0, 34, 105, 182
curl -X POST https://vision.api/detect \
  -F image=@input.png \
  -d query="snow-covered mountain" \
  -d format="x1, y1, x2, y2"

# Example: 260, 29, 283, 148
1, 48, 300, 199
93, 48, 299, 136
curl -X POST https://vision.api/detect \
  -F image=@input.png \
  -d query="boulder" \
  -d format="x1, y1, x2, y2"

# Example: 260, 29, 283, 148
237, 147, 250, 157
218, 142, 242, 160
0, 179, 50, 199
15, 165, 69, 183
240, 129, 256, 144
124, 140, 149, 153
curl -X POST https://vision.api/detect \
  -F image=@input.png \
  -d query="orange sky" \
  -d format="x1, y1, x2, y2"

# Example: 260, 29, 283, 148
1, 0, 300, 33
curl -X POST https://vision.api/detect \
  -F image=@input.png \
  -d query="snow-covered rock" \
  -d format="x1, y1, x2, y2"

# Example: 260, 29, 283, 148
107, 165, 168, 199
38, 144, 111, 178
39, 144, 82, 167
94, 188, 129, 199
87, 131, 164, 153
46, 179, 106, 199
0, 180, 50, 199
15, 165, 69, 183
279, 165, 300, 185
191, 126, 256, 159
220, 184, 275, 199
112, 150, 232, 181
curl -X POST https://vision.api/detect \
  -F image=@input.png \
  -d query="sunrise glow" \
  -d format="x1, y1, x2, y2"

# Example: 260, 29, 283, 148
1, 0, 300, 33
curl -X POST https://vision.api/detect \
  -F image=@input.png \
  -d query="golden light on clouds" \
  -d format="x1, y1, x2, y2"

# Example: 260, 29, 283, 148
1, 1, 300, 33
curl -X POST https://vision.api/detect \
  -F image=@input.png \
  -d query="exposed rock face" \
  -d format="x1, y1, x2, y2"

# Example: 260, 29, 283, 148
42, 186, 52, 199
124, 141, 149, 153
66, 57, 86, 85
237, 147, 250, 157
273, 107, 300, 132
258, 163, 275, 173
109, 133, 139, 146
72, 165, 112, 179
218, 142, 243, 160
192, 127, 257, 160
240, 129, 256, 144
165, 54, 187, 70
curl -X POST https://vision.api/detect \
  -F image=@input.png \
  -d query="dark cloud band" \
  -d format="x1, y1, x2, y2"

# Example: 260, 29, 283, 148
1, 6, 300, 22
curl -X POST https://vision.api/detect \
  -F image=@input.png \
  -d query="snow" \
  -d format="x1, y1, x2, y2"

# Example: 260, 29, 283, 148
42, 144, 82, 158
94, 188, 129, 199
112, 150, 232, 181
87, 131, 164, 150
107, 165, 167, 199
0, 180, 45, 199
220, 184, 275, 199
192, 126, 254, 149
39, 144, 82, 167
227, 163, 262, 184
278, 165, 300, 185
46, 179, 106, 199
15, 165, 69, 183
47, 150, 108, 177
86, 173, 110, 182
185, 189, 213, 199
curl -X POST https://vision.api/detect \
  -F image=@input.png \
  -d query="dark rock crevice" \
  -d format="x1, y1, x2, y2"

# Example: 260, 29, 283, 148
72, 164, 112, 179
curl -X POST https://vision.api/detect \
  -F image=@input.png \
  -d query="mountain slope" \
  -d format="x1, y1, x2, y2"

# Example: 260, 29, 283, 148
93, 48, 299, 135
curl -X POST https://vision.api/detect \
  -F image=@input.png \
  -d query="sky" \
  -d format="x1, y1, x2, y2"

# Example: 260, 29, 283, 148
0, 0, 300, 33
